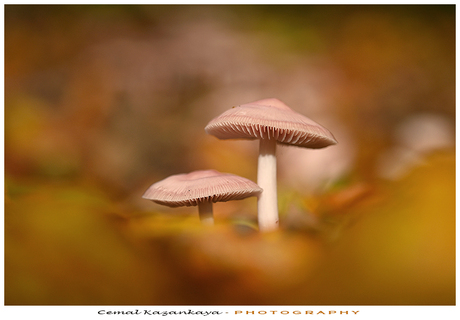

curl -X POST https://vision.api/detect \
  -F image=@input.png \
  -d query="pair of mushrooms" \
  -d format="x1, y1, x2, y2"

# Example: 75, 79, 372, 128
143, 98, 337, 232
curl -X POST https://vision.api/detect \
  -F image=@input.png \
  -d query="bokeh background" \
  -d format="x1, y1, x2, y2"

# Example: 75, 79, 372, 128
4, 5, 455, 305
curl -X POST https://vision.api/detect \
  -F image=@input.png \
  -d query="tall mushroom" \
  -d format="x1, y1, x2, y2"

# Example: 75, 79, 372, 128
142, 169, 262, 225
205, 98, 337, 232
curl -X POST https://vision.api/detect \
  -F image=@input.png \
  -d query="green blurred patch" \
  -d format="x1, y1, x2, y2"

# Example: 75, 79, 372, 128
5, 95, 82, 179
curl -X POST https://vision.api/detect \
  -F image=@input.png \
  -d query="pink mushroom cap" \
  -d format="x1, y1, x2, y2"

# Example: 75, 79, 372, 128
205, 98, 337, 148
142, 169, 262, 207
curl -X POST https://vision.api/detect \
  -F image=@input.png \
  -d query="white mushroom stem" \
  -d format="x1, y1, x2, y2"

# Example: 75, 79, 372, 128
257, 138, 279, 232
198, 201, 214, 225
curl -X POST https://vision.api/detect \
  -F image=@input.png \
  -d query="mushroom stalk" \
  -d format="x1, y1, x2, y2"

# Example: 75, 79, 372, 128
198, 201, 214, 225
257, 138, 279, 232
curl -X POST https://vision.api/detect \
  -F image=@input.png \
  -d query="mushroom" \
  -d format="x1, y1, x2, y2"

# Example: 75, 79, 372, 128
142, 169, 262, 225
204, 98, 337, 232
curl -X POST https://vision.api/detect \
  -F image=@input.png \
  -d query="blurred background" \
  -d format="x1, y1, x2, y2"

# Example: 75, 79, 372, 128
4, 5, 455, 305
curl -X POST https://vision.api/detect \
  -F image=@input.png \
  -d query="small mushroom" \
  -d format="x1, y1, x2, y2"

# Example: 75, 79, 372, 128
142, 169, 262, 225
205, 98, 337, 232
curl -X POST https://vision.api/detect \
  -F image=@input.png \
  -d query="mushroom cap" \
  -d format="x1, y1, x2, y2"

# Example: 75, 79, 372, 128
142, 169, 262, 207
205, 98, 337, 148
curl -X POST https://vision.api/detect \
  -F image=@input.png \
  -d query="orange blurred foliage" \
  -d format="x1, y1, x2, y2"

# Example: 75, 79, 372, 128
4, 5, 455, 306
